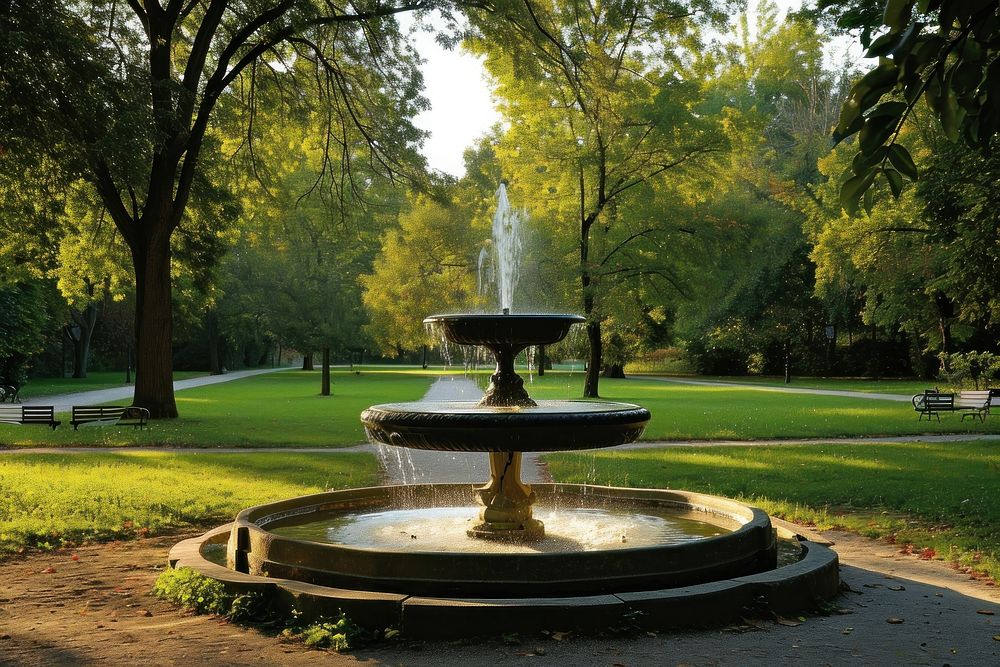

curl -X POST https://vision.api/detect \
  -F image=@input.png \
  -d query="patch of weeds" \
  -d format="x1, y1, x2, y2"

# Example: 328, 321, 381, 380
152, 567, 267, 620
281, 613, 360, 652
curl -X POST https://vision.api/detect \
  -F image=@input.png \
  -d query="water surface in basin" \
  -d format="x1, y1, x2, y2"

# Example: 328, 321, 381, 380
269, 505, 727, 554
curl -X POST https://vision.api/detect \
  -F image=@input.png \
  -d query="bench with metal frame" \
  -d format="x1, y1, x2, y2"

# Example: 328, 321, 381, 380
0, 384, 20, 403
912, 389, 999, 422
0, 405, 61, 430
70, 406, 150, 430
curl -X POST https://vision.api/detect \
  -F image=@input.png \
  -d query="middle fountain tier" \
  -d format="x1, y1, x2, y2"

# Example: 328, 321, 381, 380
361, 312, 651, 542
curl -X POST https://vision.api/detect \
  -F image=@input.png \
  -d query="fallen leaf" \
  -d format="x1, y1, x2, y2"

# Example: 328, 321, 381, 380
70, 554, 79, 562
887, 585, 905, 591
41, 567, 55, 574
975, 610, 995, 616
993, 635, 1000, 641
776, 617, 801, 627
551, 631, 570, 641
886, 617, 905, 624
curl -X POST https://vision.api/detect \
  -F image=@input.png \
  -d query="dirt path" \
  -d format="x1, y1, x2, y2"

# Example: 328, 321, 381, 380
1, 528, 997, 666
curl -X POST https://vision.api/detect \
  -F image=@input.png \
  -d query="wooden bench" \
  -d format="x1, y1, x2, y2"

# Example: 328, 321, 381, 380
912, 390, 997, 422
0, 405, 61, 430
70, 406, 150, 430
956, 390, 993, 422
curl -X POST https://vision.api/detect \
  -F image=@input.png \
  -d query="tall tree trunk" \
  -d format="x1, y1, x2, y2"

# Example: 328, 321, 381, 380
538, 345, 545, 377
584, 321, 602, 397
131, 233, 178, 418
321, 346, 331, 396
302, 353, 314, 371
65, 303, 99, 378
207, 310, 222, 375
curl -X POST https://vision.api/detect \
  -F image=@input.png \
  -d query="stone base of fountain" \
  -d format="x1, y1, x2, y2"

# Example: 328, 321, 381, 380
168, 484, 840, 638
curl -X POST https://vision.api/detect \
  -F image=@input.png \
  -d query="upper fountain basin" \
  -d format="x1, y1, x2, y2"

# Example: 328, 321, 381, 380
362, 399, 650, 452
425, 313, 586, 347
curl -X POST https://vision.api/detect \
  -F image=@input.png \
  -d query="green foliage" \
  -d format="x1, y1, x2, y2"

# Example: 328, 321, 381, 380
828, 0, 1000, 207
361, 191, 487, 354
153, 567, 269, 621
0, 281, 51, 385
937, 351, 1000, 389
546, 439, 1000, 581
153, 567, 233, 616
283, 613, 360, 651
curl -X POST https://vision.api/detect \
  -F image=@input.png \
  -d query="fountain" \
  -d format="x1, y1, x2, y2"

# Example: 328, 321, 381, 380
167, 184, 840, 638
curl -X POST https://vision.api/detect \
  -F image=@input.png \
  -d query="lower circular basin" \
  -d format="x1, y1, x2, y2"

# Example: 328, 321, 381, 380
361, 400, 651, 452
227, 484, 776, 598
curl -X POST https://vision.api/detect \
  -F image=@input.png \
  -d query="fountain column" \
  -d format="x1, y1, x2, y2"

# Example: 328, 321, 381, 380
468, 451, 544, 540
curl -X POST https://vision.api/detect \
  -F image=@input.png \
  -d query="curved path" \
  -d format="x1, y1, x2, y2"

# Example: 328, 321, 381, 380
19, 366, 294, 413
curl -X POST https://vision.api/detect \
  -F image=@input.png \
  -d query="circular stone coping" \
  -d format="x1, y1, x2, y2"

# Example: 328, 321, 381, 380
423, 313, 586, 346
360, 400, 651, 452
226, 484, 776, 598
169, 490, 840, 638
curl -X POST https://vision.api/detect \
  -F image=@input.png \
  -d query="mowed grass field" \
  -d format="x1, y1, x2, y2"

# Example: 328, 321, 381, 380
0, 370, 434, 448
521, 373, 1000, 440
546, 440, 1000, 581
0, 451, 378, 555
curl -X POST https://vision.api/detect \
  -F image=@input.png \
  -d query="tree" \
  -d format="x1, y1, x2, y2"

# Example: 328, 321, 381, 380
0, 282, 50, 387
0, 0, 428, 416
822, 0, 1000, 208
466, 0, 727, 397
362, 192, 486, 353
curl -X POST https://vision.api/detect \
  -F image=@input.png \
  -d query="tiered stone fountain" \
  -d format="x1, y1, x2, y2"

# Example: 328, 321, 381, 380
167, 185, 839, 638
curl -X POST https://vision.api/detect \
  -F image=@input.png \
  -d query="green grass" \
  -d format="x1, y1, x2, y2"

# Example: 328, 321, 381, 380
0, 451, 378, 555
514, 373, 1000, 440
669, 375, 941, 395
545, 440, 1000, 581
0, 370, 434, 448
16, 371, 209, 398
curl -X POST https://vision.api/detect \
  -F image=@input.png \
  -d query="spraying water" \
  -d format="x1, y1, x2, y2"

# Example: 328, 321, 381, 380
479, 182, 526, 313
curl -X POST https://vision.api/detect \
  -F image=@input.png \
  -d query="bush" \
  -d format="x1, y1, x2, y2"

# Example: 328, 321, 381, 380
152, 567, 266, 621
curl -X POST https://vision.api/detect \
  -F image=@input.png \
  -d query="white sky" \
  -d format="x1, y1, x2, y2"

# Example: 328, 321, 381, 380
408, 1, 862, 178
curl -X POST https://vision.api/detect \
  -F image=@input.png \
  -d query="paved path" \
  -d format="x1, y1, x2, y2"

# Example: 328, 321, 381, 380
636, 374, 915, 402
20, 367, 293, 413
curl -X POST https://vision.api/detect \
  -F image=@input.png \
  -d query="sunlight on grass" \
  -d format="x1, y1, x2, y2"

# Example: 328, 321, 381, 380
0, 451, 378, 554
546, 441, 1000, 581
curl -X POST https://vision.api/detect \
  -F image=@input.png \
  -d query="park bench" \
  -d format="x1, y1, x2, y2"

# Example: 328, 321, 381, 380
70, 406, 150, 430
912, 390, 998, 422
0, 405, 61, 430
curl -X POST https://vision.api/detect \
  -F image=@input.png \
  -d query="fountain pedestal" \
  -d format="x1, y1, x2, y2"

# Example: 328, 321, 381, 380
469, 451, 544, 540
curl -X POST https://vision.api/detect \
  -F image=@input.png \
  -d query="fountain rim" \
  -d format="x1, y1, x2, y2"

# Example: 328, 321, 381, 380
231, 483, 771, 560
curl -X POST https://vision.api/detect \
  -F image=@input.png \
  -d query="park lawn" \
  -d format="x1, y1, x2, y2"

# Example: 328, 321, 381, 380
0, 370, 434, 448
545, 440, 1000, 582
16, 371, 209, 399
0, 451, 378, 556
522, 373, 1000, 439
675, 375, 939, 395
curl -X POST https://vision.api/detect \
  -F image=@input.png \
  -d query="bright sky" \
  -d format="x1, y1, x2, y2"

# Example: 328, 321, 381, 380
408, 1, 862, 178
404, 18, 501, 178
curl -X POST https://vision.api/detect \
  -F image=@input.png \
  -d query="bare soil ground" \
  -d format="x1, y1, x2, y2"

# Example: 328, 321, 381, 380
1, 528, 998, 666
